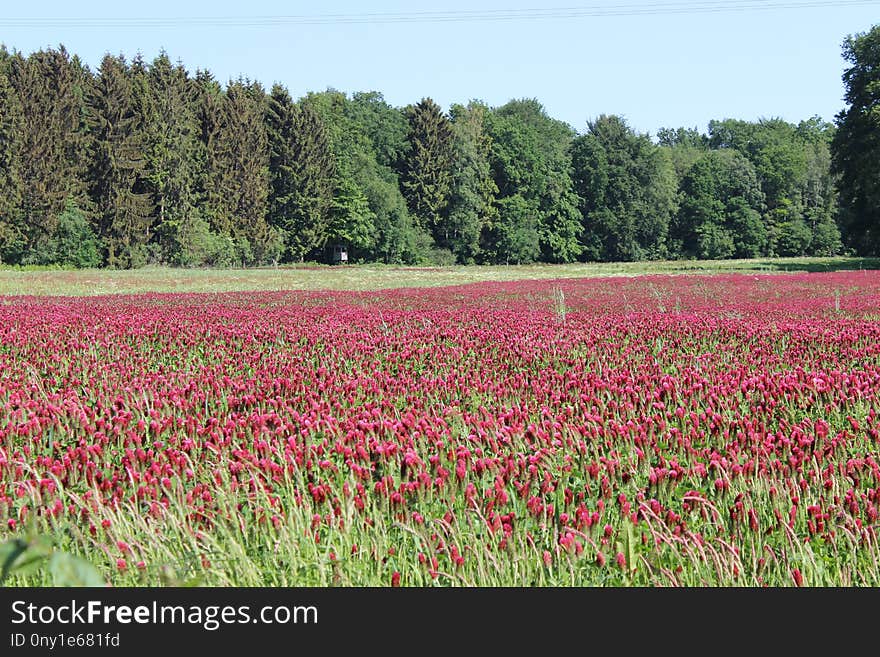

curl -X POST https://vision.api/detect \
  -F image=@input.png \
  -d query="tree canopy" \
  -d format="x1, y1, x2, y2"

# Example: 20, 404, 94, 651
0, 38, 873, 268
832, 24, 880, 256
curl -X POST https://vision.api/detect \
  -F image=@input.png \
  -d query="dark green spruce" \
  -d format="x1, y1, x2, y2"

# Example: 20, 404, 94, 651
8, 46, 92, 265
0, 49, 24, 264
267, 85, 335, 262
88, 54, 152, 268
400, 98, 455, 243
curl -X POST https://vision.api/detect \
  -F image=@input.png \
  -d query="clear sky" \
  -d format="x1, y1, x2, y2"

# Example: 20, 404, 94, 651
1, 1, 877, 135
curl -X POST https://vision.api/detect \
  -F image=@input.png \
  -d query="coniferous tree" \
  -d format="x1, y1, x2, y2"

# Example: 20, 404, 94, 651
267, 85, 335, 261
265, 84, 296, 259
193, 69, 231, 238
0, 50, 25, 263
400, 98, 454, 241
143, 52, 204, 264
0, 41, 859, 266
222, 78, 276, 264
88, 54, 151, 268
10, 47, 92, 263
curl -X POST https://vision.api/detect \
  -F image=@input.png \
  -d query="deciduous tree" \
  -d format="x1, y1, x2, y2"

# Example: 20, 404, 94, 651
832, 24, 880, 255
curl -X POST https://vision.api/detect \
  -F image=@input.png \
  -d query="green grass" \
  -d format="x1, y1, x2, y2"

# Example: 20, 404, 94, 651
1, 256, 877, 296
5, 433, 877, 587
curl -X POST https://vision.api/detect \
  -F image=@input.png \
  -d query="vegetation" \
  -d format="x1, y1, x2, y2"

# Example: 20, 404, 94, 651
0, 256, 877, 297
2, 272, 880, 586
833, 24, 880, 256
0, 26, 877, 268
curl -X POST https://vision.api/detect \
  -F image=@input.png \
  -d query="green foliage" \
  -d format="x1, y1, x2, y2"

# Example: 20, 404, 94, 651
0, 56, 24, 264
1, 535, 105, 586
48, 552, 107, 587
21, 201, 102, 268
267, 85, 336, 261
328, 174, 377, 257
48, 202, 102, 268
709, 116, 841, 257
164, 213, 239, 267
193, 69, 230, 237
657, 126, 710, 180
657, 126, 709, 149
400, 97, 454, 239
810, 211, 844, 256
675, 149, 766, 259
347, 91, 408, 169
696, 222, 735, 259
776, 219, 814, 256
446, 102, 497, 263
306, 90, 422, 264
223, 79, 274, 264
493, 194, 541, 264
88, 53, 152, 268
0, 40, 870, 267
422, 247, 457, 266
727, 196, 766, 258
487, 99, 582, 264
141, 53, 204, 267
573, 115, 676, 261
8, 46, 92, 260
832, 24, 880, 255
354, 160, 417, 263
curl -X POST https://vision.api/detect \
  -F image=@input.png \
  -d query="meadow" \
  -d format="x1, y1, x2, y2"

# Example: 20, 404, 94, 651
1, 263, 879, 586
1, 256, 878, 296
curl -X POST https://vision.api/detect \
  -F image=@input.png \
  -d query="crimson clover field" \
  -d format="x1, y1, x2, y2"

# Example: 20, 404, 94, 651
2, 270, 879, 586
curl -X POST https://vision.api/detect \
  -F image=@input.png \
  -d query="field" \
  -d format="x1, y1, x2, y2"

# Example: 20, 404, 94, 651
1, 265, 880, 586
2, 256, 878, 296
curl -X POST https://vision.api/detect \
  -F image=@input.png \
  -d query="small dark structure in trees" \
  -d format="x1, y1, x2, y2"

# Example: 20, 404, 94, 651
328, 244, 348, 264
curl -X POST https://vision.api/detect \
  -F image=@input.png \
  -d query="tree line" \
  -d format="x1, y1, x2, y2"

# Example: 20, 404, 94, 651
0, 30, 877, 268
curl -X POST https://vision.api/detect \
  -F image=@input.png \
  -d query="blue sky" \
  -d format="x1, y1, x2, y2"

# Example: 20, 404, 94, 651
1, 1, 877, 135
